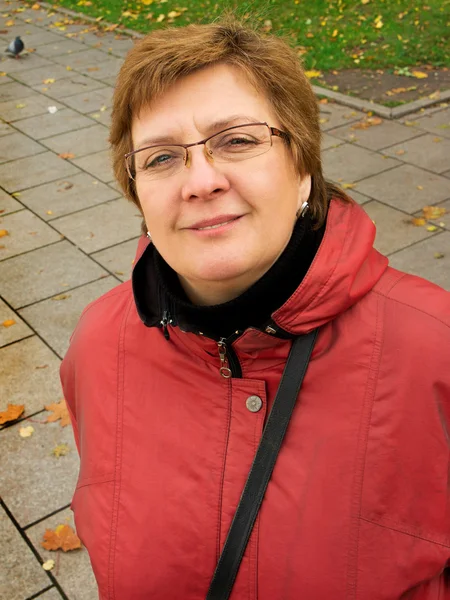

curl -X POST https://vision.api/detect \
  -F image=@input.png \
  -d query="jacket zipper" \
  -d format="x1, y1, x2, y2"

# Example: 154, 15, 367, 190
217, 338, 242, 379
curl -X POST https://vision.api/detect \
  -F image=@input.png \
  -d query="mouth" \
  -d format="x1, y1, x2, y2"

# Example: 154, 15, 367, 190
187, 215, 243, 231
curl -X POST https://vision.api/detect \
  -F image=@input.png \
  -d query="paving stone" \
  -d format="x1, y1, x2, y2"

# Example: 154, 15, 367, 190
319, 104, 365, 131
0, 131, 46, 163
20, 276, 119, 357
413, 198, 450, 232
356, 164, 450, 213
0, 298, 32, 348
362, 200, 436, 256
443, 170, 450, 179
0, 121, 15, 137
12, 108, 94, 141
52, 198, 142, 253
12, 62, 76, 87
388, 232, 450, 290
0, 151, 79, 192
321, 133, 344, 151
383, 134, 450, 174
17, 172, 119, 220
414, 107, 450, 139
100, 35, 137, 58
27, 509, 98, 599
0, 209, 61, 260
34, 38, 89, 57
322, 143, 399, 183
40, 123, 110, 158
35, 588, 62, 599
0, 506, 49, 600
71, 148, 114, 183
61, 86, 113, 113
0, 53, 53, 74
92, 236, 141, 281
88, 106, 111, 126
0, 93, 64, 122
0, 80, 36, 103
327, 119, 421, 151
17, 29, 64, 48
346, 189, 372, 205
100, 76, 117, 88
31, 73, 107, 99
0, 240, 107, 308
1, 419, 79, 527
76, 56, 124, 80
52, 47, 115, 69
0, 336, 62, 415
0, 189, 23, 215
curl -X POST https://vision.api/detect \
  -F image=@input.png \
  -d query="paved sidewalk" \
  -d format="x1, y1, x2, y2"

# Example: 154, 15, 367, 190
0, 1, 449, 598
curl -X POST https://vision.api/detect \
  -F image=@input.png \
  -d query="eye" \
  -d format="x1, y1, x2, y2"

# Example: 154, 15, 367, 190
146, 152, 175, 169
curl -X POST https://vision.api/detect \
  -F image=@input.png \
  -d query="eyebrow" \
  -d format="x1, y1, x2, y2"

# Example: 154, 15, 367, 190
135, 115, 259, 149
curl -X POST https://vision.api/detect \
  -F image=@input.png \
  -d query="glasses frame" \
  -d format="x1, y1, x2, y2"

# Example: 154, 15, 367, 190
124, 122, 290, 181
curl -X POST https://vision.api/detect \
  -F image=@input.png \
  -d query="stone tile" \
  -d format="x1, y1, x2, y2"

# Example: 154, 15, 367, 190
12, 108, 94, 141
0, 506, 49, 600
0, 92, 64, 122
52, 199, 142, 253
31, 74, 107, 99
36, 589, 62, 599
101, 35, 137, 57
345, 189, 372, 205
383, 134, 450, 174
443, 170, 450, 179
413, 198, 450, 232
356, 164, 450, 213
388, 232, 450, 290
12, 62, 75, 87
1, 419, 79, 527
327, 119, 421, 151
17, 172, 119, 220
16, 29, 64, 48
322, 143, 399, 183
0, 53, 53, 74
0, 121, 15, 136
321, 133, 344, 151
27, 509, 98, 599
61, 86, 113, 113
414, 107, 450, 139
35, 38, 88, 57
0, 209, 61, 260
20, 276, 119, 357
40, 123, 109, 158
0, 189, 23, 215
0, 80, 35, 103
71, 148, 114, 183
319, 104, 365, 131
76, 56, 124, 80
362, 200, 436, 256
0, 240, 107, 307
0, 336, 62, 415
0, 298, 32, 348
0, 151, 79, 192
0, 131, 46, 163
92, 237, 141, 281
88, 106, 111, 126
52, 47, 114, 69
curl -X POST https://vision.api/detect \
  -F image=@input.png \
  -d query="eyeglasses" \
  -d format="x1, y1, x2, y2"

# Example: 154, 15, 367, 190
125, 122, 289, 182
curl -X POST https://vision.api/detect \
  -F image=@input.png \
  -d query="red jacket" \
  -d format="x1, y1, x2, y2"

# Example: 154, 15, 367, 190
61, 199, 450, 599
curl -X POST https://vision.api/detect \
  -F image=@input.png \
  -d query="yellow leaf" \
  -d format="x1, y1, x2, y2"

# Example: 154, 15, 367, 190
43, 78, 55, 84
46, 210, 53, 215
168, 10, 181, 18
31, 3, 40, 8
375, 19, 383, 28
141, 0, 153, 4
15, 103, 26, 109
426, 225, 438, 232
433, 137, 442, 143
2, 319, 16, 327
156, 13, 165, 22
411, 71, 428, 79
434, 252, 444, 259
52, 443, 70, 457
0, 72, 6, 77
411, 217, 426, 226
332, 29, 338, 37
416, 185, 424, 190
0, 229, 9, 237
342, 183, 356, 189
19, 425, 34, 438
0, 403, 24, 424
66, 66, 72, 71
305, 70, 322, 79
422, 206, 446, 220
361, 0, 370, 3
5, 20, 15, 26
52, 293, 71, 300
42, 560, 55, 571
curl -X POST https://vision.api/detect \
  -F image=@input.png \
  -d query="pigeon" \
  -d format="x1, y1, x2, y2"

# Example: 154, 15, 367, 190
6, 36, 24, 59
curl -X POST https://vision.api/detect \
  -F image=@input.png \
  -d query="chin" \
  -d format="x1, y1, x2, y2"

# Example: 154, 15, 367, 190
186, 255, 254, 284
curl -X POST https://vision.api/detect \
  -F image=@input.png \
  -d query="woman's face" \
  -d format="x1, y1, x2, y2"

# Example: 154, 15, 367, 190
131, 63, 311, 305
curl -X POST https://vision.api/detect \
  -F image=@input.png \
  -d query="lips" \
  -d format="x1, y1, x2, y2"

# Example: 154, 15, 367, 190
187, 215, 242, 230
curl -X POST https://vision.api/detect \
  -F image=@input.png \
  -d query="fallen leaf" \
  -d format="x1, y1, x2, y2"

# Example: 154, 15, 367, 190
41, 524, 82, 552
156, 14, 165, 22
19, 425, 34, 438
52, 293, 71, 300
31, 3, 41, 9
52, 443, 70, 457
46, 210, 53, 215
305, 70, 322, 79
416, 185, 424, 190
433, 137, 442, 143
351, 117, 383, 130
342, 183, 356, 189
87, 67, 99, 72
141, 0, 153, 4
45, 399, 71, 427
48, 106, 58, 114
361, 0, 370, 3
15, 103, 26, 109
434, 252, 444, 259
2, 319, 16, 327
66, 66, 72, 71
411, 71, 428, 79
58, 153, 75, 160
0, 403, 25, 425
5, 20, 15, 26
426, 225, 438, 232
42, 559, 55, 571
100, 105, 107, 112
332, 29, 338, 37
422, 206, 446, 220
0, 229, 9, 237
412, 217, 426, 226
395, 149, 406, 155
35, 364, 49, 369
43, 78, 55, 84
0, 72, 6, 77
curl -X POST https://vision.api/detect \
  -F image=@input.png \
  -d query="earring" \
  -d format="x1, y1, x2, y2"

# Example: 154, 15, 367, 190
146, 231, 152, 240
296, 201, 309, 219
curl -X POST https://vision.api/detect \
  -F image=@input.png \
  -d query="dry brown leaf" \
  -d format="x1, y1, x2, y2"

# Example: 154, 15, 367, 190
0, 403, 25, 424
58, 181, 74, 191
45, 399, 71, 427
58, 153, 75, 160
422, 206, 446, 220
31, 3, 41, 9
86, 67, 99, 72
411, 71, 428, 79
2, 319, 16, 327
52, 293, 70, 301
395, 149, 406, 155
351, 116, 383, 130
434, 252, 444, 259
412, 217, 426, 226
52, 443, 70, 457
41, 524, 82, 552
0, 229, 9, 237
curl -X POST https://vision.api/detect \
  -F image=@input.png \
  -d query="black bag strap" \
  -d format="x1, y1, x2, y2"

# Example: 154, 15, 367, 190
206, 328, 319, 600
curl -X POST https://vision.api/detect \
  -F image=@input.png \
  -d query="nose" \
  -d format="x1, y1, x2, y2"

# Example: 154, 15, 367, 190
180, 145, 231, 203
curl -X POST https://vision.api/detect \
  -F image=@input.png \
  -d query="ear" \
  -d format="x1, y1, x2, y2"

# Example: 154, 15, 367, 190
297, 174, 312, 212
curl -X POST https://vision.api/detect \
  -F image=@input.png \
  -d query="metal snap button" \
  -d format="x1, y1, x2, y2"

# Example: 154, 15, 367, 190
246, 395, 263, 413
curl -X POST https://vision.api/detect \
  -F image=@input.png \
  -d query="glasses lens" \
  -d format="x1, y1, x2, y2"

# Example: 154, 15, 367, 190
130, 146, 185, 181
208, 124, 271, 162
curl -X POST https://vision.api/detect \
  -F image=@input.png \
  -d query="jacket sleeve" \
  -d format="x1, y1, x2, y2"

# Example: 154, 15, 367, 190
60, 344, 81, 457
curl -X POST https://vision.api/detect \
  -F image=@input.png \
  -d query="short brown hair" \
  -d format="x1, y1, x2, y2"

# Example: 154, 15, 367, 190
110, 17, 350, 230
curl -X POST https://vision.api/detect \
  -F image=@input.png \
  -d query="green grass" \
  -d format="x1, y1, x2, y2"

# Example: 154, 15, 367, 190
43, 0, 449, 72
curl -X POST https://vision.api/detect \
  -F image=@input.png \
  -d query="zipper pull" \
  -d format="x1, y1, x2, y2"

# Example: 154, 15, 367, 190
217, 339, 232, 379
160, 311, 172, 340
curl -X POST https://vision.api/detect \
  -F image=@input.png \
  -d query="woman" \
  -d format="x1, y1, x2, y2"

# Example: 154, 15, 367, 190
61, 18, 450, 600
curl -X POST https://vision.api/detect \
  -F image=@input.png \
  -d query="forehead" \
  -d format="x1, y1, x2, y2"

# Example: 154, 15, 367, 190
131, 63, 278, 146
